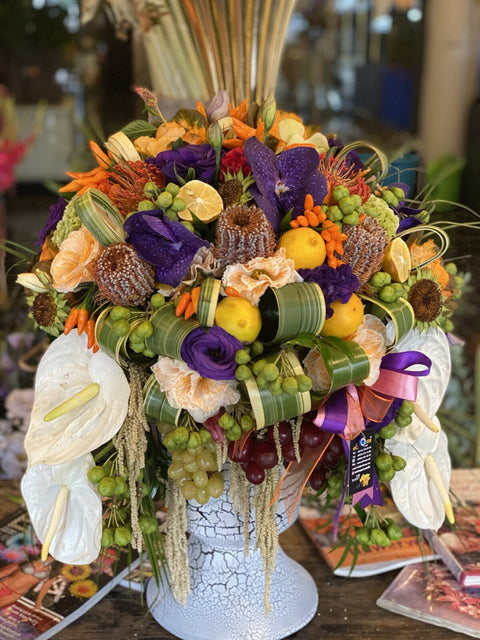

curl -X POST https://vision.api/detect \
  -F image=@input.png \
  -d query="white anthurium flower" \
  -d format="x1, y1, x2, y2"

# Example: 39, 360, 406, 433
21, 453, 102, 564
388, 324, 451, 418
387, 416, 451, 530
24, 332, 130, 467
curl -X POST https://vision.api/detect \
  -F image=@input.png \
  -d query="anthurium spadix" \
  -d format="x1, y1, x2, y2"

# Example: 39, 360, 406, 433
21, 454, 102, 564
24, 332, 130, 467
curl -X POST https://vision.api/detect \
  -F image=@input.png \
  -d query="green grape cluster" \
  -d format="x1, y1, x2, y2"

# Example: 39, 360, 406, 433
367, 271, 407, 303
355, 517, 403, 548
321, 184, 364, 228
235, 346, 312, 398
137, 181, 187, 222
108, 305, 156, 358
168, 444, 224, 504
87, 462, 151, 548
163, 425, 213, 452
359, 194, 399, 240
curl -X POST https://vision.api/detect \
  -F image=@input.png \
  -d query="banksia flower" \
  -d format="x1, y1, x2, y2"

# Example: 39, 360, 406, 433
93, 243, 155, 306
339, 216, 388, 286
214, 204, 276, 265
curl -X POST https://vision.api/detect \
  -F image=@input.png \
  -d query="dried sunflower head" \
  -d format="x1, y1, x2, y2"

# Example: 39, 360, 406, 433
405, 268, 446, 332
26, 288, 70, 337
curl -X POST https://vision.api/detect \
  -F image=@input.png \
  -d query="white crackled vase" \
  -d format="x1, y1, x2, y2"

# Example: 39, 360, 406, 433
146, 470, 318, 640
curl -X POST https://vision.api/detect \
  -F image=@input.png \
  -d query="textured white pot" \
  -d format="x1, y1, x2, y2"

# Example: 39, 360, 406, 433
146, 469, 318, 640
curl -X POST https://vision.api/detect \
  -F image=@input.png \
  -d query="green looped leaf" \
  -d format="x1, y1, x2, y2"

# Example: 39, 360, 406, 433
315, 336, 371, 394
360, 294, 415, 347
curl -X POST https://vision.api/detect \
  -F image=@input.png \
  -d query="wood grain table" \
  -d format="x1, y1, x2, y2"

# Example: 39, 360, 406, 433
0, 481, 460, 640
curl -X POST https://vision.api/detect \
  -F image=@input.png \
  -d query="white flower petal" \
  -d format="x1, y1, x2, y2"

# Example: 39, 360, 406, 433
24, 332, 130, 466
387, 415, 451, 530
21, 454, 102, 564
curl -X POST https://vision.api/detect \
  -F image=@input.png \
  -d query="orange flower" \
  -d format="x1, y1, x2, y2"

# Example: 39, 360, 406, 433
59, 141, 113, 195
409, 239, 450, 290
51, 226, 102, 292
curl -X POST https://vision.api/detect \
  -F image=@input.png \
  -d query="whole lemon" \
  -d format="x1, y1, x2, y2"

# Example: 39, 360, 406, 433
320, 293, 364, 339
277, 227, 326, 270
214, 296, 262, 343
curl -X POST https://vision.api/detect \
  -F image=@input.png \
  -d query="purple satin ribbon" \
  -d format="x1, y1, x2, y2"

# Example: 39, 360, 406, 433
369, 350, 432, 401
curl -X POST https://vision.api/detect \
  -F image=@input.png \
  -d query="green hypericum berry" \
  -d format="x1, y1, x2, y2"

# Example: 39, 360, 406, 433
379, 285, 396, 302
342, 212, 360, 226
252, 359, 267, 376
392, 455, 406, 471
281, 376, 299, 396
398, 400, 414, 416
87, 465, 106, 484
250, 340, 264, 356
395, 414, 412, 428
391, 283, 405, 298
268, 379, 283, 396
136, 320, 154, 339
375, 452, 393, 471
332, 185, 350, 202
114, 526, 132, 546
142, 349, 156, 358
381, 189, 395, 205
327, 205, 343, 222
386, 522, 403, 541
101, 528, 115, 548
338, 196, 356, 214
109, 306, 131, 322
351, 194, 362, 209
144, 181, 159, 198
390, 186, 405, 201
171, 196, 186, 212
296, 374, 312, 392
256, 374, 268, 389
181, 221, 195, 232
240, 414, 254, 431
173, 426, 190, 445
164, 208, 179, 221
263, 363, 280, 382
225, 422, 242, 441
156, 191, 173, 209
199, 428, 212, 444
114, 476, 128, 496
97, 476, 117, 497
235, 349, 251, 365
188, 432, 202, 449
378, 422, 396, 439
112, 319, 130, 336
378, 466, 396, 482
355, 526, 371, 545
369, 271, 392, 288
445, 262, 457, 275
165, 182, 180, 196
219, 413, 235, 429
151, 293, 165, 308
137, 199, 155, 211
370, 528, 389, 546
129, 341, 145, 354
235, 364, 252, 381
138, 515, 157, 535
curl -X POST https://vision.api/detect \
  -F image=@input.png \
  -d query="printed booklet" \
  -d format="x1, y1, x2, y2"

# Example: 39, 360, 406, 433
0, 507, 138, 640
377, 561, 480, 638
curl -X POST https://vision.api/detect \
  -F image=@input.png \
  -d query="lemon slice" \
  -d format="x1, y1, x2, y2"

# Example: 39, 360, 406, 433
177, 180, 224, 223
382, 237, 412, 283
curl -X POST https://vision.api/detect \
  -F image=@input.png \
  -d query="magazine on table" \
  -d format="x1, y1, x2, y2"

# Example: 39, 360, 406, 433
424, 502, 480, 590
298, 498, 437, 578
376, 561, 480, 638
0, 507, 138, 640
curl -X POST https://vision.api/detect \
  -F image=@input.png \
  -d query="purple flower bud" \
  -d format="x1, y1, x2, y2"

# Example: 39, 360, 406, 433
206, 90, 229, 122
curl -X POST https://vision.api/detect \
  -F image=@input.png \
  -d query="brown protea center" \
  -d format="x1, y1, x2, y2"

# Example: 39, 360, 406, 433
32, 292, 57, 328
408, 279, 443, 322
339, 217, 388, 286
93, 243, 155, 306
218, 179, 243, 207
213, 204, 276, 265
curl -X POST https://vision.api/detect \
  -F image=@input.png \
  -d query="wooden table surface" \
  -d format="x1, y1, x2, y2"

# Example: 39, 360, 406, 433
1, 481, 461, 640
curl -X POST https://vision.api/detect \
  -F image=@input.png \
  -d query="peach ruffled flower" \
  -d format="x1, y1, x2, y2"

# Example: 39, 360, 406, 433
51, 226, 102, 293
303, 314, 387, 392
222, 248, 302, 305
152, 356, 240, 423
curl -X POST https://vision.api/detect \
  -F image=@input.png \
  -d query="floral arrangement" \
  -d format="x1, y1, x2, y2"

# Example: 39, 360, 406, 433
14, 87, 473, 602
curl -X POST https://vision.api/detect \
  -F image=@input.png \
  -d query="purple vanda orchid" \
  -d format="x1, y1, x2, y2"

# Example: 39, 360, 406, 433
243, 136, 328, 231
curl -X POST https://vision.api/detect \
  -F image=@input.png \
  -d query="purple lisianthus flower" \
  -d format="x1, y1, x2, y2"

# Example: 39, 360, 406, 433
298, 263, 359, 319
244, 136, 328, 232
146, 143, 218, 184
180, 326, 242, 380
327, 136, 364, 172
124, 210, 209, 287
37, 197, 67, 246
